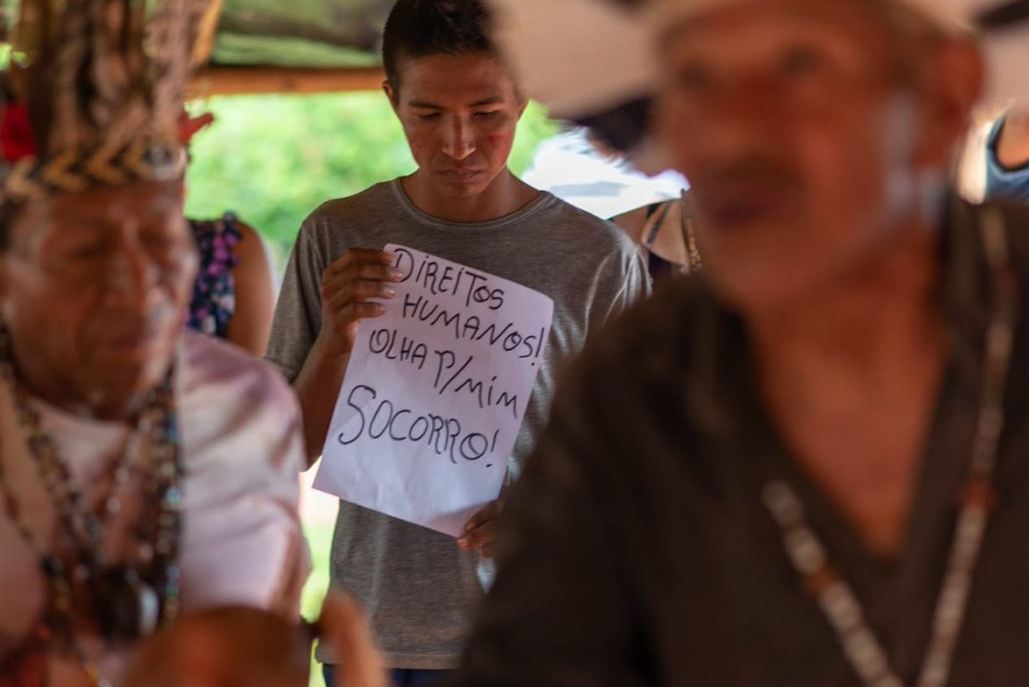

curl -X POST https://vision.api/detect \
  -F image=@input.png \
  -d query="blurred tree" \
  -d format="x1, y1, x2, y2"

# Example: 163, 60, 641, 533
185, 92, 558, 267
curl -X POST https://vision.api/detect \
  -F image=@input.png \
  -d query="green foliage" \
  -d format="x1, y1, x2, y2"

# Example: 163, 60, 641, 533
301, 521, 334, 687
184, 93, 558, 266
301, 522, 334, 622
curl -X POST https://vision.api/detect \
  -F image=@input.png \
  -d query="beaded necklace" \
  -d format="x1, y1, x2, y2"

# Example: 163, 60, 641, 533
761, 208, 1017, 687
0, 323, 184, 686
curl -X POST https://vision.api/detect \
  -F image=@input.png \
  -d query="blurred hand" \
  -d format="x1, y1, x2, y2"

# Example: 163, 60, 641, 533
318, 249, 402, 357
319, 593, 388, 687
458, 500, 502, 558
996, 112, 1029, 170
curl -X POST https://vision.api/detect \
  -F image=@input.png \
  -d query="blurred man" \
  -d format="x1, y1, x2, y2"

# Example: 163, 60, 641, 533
265, 1, 647, 684
0, 2, 307, 685
451, 0, 1029, 685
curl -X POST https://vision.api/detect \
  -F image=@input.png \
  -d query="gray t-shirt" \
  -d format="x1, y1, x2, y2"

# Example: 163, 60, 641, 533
266, 179, 649, 669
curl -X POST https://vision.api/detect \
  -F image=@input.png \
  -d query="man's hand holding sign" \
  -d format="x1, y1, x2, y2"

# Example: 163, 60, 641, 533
320, 249, 403, 353
314, 245, 554, 543
459, 499, 502, 557
293, 249, 405, 464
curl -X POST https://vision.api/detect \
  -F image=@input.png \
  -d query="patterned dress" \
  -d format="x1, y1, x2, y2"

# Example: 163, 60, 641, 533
186, 214, 241, 339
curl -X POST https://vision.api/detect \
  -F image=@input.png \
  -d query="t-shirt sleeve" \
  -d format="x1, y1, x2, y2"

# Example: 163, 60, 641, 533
265, 220, 326, 382
985, 117, 1029, 203
601, 245, 652, 325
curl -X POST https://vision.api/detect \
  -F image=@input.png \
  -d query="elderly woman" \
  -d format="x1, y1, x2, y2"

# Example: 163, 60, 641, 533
0, 2, 306, 685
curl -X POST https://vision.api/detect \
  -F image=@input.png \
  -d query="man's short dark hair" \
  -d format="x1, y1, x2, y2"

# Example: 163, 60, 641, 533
381, 0, 495, 89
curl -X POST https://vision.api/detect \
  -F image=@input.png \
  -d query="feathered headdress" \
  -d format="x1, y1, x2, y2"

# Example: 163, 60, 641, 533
1, 0, 210, 203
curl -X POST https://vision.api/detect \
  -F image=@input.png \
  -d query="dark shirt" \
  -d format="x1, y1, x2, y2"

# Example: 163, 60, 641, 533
453, 197, 1029, 686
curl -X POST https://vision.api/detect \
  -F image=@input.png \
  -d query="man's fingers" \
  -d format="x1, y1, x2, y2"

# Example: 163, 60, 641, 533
325, 279, 397, 307
333, 302, 387, 322
458, 522, 497, 551
324, 250, 399, 281
331, 247, 395, 268
462, 501, 502, 532
324, 261, 403, 289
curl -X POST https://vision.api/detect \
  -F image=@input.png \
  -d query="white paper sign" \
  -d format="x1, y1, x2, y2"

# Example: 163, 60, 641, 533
314, 245, 554, 537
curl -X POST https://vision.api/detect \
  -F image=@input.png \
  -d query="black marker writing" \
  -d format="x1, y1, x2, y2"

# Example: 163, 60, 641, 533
402, 292, 546, 363
338, 385, 501, 465
393, 247, 505, 310
368, 328, 429, 370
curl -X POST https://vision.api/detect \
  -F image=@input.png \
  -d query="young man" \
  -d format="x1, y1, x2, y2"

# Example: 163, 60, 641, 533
265, 1, 648, 683
448, 0, 1029, 685
0, 2, 307, 685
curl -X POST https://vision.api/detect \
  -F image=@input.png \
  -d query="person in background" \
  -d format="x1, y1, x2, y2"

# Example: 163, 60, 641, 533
181, 113, 277, 356
986, 111, 1029, 202
575, 129, 699, 282
265, 1, 648, 684
0, 2, 307, 685
610, 191, 701, 281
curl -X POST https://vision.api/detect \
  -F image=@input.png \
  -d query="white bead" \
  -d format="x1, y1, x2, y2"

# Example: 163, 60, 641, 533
875, 676, 905, 687
843, 628, 887, 676
762, 481, 803, 524
919, 656, 949, 687
935, 576, 970, 632
821, 582, 861, 630
786, 529, 826, 574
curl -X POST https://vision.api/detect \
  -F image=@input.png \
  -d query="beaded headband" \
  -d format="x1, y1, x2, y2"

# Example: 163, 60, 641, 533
1, 0, 211, 204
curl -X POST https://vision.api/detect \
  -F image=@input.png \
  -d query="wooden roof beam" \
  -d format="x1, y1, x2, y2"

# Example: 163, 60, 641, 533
188, 66, 386, 97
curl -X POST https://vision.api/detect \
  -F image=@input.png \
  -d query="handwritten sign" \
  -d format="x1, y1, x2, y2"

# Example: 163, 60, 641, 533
314, 245, 554, 537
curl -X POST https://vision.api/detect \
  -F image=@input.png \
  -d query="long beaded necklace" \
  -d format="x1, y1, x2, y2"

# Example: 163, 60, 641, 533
761, 208, 1017, 687
0, 323, 185, 686
679, 190, 703, 276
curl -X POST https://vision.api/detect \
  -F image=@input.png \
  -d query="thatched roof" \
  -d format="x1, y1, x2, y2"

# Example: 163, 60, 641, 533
189, 0, 390, 95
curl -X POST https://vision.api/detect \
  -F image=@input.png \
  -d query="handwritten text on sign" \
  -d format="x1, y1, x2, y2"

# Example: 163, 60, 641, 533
314, 245, 554, 537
